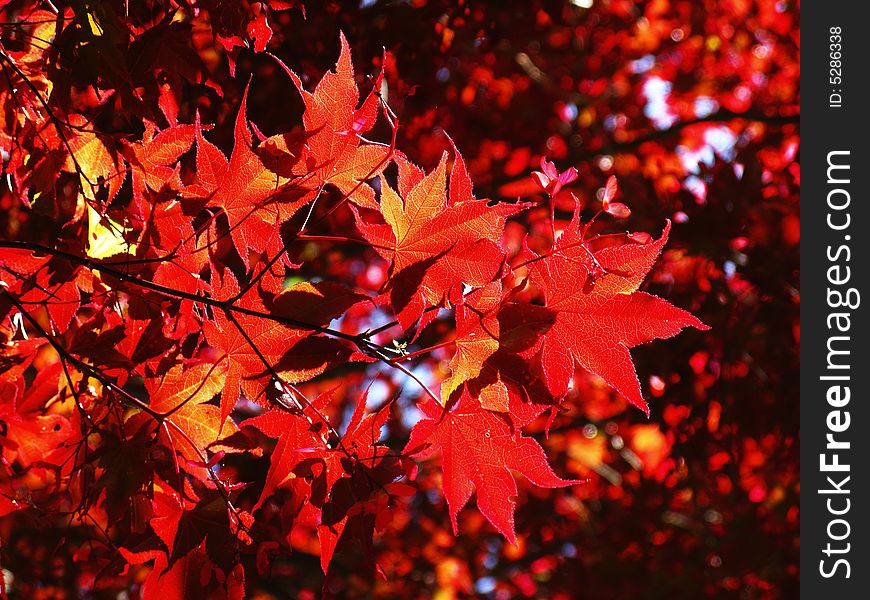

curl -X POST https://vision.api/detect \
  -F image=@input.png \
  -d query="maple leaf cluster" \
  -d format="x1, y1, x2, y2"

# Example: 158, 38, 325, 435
0, 1, 796, 598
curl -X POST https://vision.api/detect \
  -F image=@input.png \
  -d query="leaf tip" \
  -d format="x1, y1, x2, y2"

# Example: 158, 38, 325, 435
336, 30, 353, 74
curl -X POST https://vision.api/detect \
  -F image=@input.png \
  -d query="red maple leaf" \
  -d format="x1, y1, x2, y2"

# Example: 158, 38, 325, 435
522, 215, 709, 414
145, 362, 240, 468
406, 392, 582, 543
0, 343, 70, 469
286, 32, 389, 209
3, 253, 83, 335
198, 89, 310, 267
245, 387, 396, 572
203, 272, 367, 423
241, 389, 335, 512
359, 149, 523, 330
125, 122, 196, 205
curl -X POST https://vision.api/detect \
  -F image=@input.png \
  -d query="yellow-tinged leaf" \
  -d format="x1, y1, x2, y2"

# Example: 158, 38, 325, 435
440, 283, 501, 403
87, 205, 137, 259
64, 123, 124, 204
66, 135, 111, 194
168, 403, 239, 465
146, 362, 228, 415
87, 12, 104, 36
19, 9, 59, 60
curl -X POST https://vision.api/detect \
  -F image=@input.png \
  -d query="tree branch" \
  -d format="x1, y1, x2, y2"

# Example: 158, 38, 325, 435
570, 109, 799, 162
